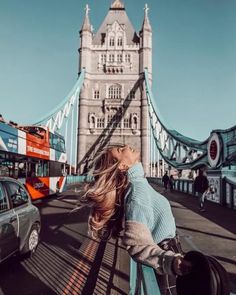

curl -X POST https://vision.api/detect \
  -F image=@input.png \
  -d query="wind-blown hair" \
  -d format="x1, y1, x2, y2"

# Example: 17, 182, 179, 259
83, 146, 129, 240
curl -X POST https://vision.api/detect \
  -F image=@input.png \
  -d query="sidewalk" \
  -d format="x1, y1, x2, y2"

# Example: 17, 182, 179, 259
151, 183, 236, 294
61, 182, 236, 293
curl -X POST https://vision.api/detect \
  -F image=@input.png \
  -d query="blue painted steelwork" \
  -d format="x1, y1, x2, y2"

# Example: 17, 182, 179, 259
129, 259, 161, 295
33, 70, 85, 173
144, 70, 206, 149
149, 175, 236, 209
66, 175, 93, 184
144, 69, 236, 170
35, 69, 85, 127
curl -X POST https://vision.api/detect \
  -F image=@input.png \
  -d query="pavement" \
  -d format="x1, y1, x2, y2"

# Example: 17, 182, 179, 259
70, 182, 236, 294
0, 183, 235, 294
150, 183, 236, 294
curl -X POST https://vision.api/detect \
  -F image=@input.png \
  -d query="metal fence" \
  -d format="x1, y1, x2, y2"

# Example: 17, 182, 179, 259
66, 175, 93, 185
224, 176, 236, 209
129, 259, 161, 295
148, 176, 236, 209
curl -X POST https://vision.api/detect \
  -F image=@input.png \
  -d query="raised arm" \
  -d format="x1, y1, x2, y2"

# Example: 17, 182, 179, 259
122, 220, 181, 275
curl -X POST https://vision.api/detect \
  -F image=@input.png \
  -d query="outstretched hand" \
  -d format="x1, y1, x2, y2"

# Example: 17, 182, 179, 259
172, 256, 192, 276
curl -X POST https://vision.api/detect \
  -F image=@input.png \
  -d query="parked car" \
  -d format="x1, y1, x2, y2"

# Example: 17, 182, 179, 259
0, 177, 41, 263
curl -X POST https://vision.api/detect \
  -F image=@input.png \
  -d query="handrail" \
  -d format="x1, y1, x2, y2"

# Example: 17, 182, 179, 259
66, 174, 93, 184
224, 176, 236, 186
129, 259, 161, 295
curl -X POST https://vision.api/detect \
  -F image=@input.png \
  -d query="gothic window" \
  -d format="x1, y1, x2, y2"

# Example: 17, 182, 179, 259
133, 116, 138, 129
124, 118, 130, 128
101, 54, 106, 64
94, 90, 100, 99
130, 90, 135, 99
101, 33, 106, 45
92, 117, 96, 128
117, 54, 123, 63
109, 37, 115, 46
125, 53, 131, 63
109, 54, 115, 63
107, 115, 112, 126
89, 114, 96, 129
108, 85, 122, 99
97, 118, 105, 128
117, 37, 123, 47
115, 119, 121, 128
107, 115, 121, 128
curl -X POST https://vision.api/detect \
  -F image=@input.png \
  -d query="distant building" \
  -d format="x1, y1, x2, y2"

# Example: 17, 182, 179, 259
77, 0, 152, 174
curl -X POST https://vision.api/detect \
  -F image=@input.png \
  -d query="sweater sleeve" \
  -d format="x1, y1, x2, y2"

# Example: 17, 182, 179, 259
122, 221, 181, 275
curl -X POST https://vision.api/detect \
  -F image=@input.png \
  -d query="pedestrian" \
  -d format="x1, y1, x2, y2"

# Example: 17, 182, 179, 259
83, 145, 191, 295
169, 175, 174, 192
162, 171, 170, 192
193, 169, 209, 212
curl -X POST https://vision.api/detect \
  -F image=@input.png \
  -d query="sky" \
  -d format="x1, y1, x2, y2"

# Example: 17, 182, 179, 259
0, 0, 236, 141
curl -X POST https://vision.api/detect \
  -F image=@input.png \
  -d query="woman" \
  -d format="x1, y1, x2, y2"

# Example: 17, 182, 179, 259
83, 145, 191, 294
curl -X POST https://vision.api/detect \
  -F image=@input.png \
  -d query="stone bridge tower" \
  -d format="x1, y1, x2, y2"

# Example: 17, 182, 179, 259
77, 0, 152, 174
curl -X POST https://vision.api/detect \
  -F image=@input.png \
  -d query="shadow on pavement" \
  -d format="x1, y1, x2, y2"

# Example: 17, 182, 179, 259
0, 255, 57, 295
151, 183, 236, 235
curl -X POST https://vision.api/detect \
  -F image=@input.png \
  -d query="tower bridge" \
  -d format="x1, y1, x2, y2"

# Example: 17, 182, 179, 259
1, 1, 236, 294
34, 0, 236, 207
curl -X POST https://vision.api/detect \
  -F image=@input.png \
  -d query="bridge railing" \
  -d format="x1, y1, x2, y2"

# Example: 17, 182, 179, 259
129, 259, 161, 295
148, 176, 236, 209
148, 177, 194, 196
224, 176, 236, 209
66, 175, 93, 185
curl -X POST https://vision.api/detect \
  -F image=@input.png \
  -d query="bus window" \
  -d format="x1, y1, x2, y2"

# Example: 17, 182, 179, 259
23, 126, 46, 140
26, 160, 49, 177
49, 162, 64, 177
43, 161, 49, 177
0, 165, 9, 177
0, 161, 14, 177
36, 161, 49, 177
27, 162, 36, 177
18, 162, 26, 178
49, 133, 65, 153
36, 162, 42, 177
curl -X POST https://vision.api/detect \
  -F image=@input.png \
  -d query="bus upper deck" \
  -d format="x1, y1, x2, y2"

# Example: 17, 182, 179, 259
0, 120, 67, 199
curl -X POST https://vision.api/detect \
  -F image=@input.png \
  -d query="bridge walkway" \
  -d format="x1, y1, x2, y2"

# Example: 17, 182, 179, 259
150, 182, 236, 294
0, 183, 235, 294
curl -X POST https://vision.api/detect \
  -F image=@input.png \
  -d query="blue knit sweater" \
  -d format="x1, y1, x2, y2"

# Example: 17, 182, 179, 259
125, 162, 176, 244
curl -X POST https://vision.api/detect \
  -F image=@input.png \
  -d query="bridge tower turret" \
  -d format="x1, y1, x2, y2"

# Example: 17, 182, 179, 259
139, 4, 152, 75
79, 4, 93, 72
139, 4, 152, 174
77, 0, 152, 175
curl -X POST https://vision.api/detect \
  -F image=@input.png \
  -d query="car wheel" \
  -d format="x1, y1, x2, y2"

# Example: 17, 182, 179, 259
21, 224, 40, 255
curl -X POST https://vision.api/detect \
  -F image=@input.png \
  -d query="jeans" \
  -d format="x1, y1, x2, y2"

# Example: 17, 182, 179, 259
197, 192, 205, 209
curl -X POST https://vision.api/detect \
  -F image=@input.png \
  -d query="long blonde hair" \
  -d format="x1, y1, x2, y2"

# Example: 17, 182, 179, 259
83, 146, 129, 240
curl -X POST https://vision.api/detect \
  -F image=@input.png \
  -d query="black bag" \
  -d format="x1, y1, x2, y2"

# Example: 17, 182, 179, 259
176, 251, 230, 295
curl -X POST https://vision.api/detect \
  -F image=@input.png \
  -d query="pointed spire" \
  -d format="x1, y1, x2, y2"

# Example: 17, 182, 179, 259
81, 4, 92, 32
110, 0, 125, 10
144, 3, 149, 18
141, 3, 152, 32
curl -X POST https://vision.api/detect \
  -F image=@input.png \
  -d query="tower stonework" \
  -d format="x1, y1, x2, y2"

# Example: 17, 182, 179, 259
77, 0, 152, 174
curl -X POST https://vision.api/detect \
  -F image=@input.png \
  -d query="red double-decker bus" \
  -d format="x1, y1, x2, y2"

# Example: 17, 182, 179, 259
0, 121, 67, 200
